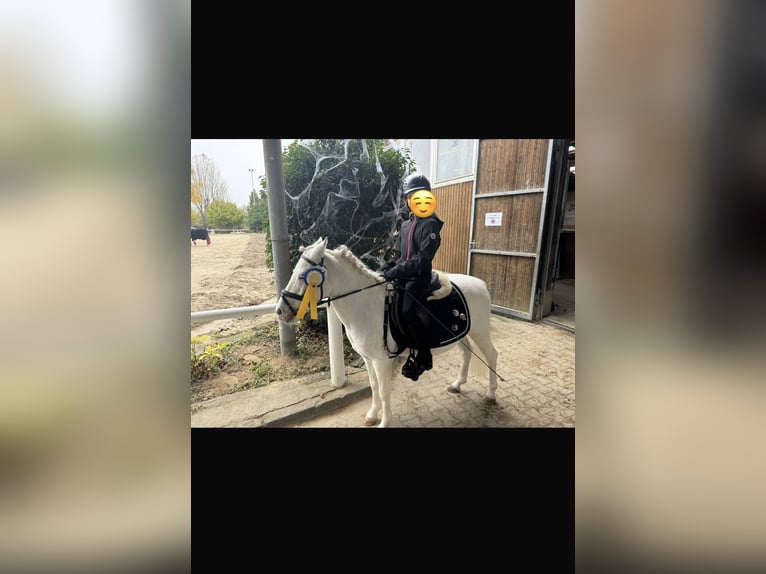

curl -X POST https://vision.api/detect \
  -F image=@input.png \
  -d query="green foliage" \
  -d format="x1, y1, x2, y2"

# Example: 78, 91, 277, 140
245, 360, 276, 389
296, 306, 328, 337
206, 199, 244, 229
191, 335, 232, 383
264, 139, 415, 273
247, 176, 270, 232
191, 209, 201, 227
264, 218, 273, 270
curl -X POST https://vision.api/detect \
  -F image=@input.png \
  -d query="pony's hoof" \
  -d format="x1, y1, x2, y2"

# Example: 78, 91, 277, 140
447, 386, 461, 394
363, 416, 378, 426
483, 397, 497, 405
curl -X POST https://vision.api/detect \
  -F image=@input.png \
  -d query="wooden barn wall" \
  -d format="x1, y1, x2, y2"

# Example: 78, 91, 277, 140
471, 194, 543, 254
476, 139, 549, 193
431, 180, 473, 274
471, 253, 536, 311
469, 139, 551, 317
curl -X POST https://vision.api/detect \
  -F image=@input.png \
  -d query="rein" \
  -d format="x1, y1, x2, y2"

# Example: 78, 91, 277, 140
280, 253, 387, 318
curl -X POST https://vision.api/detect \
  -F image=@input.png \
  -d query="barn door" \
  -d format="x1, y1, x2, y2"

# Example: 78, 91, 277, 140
467, 139, 554, 320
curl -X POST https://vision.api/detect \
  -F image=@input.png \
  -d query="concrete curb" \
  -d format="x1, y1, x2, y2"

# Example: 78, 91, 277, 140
191, 368, 371, 428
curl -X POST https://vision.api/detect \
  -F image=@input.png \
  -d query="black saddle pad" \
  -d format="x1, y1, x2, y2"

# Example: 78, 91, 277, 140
387, 282, 471, 354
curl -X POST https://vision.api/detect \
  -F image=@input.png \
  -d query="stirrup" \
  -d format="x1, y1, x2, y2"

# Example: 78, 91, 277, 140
401, 352, 422, 381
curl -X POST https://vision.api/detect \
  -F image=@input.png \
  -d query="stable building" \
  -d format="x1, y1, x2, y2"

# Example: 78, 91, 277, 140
391, 139, 575, 328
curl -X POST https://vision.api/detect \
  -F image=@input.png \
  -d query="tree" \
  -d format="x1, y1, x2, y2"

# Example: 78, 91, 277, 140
191, 208, 201, 227
247, 175, 269, 232
191, 154, 229, 227
265, 139, 416, 272
206, 199, 244, 229
191, 167, 201, 206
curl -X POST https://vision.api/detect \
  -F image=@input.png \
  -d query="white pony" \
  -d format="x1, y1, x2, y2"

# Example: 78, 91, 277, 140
275, 237, 499, 428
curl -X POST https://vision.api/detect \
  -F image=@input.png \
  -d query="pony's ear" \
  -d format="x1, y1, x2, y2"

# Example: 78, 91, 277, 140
300, 237, 327, 255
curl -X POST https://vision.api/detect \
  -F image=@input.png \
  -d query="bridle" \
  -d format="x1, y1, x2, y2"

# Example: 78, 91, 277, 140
280, 253, 387, 318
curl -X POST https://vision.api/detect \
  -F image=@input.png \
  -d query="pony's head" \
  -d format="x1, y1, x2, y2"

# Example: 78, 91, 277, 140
275, 237, 328, 324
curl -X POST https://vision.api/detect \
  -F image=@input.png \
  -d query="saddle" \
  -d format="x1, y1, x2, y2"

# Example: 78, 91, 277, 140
384, 271, 471, 357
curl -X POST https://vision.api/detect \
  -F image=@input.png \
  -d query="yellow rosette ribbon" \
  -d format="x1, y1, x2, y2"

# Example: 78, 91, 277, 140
296, 267, 324, 320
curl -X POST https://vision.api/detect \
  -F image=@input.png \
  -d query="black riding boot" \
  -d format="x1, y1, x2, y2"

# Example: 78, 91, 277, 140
415, 306, 432, 371
417, 348, 432, 371
400, 282, 431, 381
401, 351, 422, 381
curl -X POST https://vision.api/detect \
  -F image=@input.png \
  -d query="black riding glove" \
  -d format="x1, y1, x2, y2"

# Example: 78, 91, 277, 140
383, 268, 397, 282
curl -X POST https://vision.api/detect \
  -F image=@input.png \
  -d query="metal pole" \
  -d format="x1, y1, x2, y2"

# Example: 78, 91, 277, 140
263, 140, 297, 355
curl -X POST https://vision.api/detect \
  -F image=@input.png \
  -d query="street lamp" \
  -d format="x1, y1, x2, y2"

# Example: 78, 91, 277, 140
249, 168, 255, 193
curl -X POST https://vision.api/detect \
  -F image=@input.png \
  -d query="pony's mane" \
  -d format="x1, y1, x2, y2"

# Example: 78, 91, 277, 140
329, 245, 381, 281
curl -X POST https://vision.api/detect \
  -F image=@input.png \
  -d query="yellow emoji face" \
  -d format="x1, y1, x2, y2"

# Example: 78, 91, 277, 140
408, 189, 437, 218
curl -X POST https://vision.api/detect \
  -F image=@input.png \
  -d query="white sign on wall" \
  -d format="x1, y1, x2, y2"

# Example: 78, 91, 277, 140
485, 212, 502, 226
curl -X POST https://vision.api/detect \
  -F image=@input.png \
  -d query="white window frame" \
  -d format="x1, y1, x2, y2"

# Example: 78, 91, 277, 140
430, 139, 478, 187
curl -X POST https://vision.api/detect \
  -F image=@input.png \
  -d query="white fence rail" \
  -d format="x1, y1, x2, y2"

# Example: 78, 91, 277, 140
191, 303, 276, 322
191, 304, 346, 388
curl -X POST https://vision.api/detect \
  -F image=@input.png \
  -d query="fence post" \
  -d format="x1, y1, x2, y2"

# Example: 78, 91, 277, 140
191, 303, 344, 389
326, 306, 345, 388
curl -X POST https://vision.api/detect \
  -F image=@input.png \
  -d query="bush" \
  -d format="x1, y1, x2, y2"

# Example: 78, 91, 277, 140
264, 139, 415, 272
207, 199, 244, 229
191, 335, 232, 383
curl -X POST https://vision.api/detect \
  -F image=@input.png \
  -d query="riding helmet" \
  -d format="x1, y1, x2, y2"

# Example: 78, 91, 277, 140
403, 173, 431, 196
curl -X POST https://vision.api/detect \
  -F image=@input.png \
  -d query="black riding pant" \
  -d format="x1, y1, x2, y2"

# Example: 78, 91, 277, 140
401, 279, 431, 353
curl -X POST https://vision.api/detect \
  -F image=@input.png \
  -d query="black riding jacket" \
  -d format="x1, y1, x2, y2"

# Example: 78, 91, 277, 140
387, 214, 444, 282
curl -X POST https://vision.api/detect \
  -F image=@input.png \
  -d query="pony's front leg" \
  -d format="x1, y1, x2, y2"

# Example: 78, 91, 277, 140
370, 358, 394, 428
363, 357, 382, 426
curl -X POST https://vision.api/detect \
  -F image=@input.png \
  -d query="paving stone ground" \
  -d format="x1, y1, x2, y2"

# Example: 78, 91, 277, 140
289, 314, 574, 427
191, 314, 575, 428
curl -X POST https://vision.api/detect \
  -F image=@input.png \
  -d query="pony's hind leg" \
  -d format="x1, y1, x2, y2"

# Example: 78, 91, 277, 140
478, 336, 498, 404
363, 357, 381, 426
448, 341, 472, 395
447, 337, 498, 404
